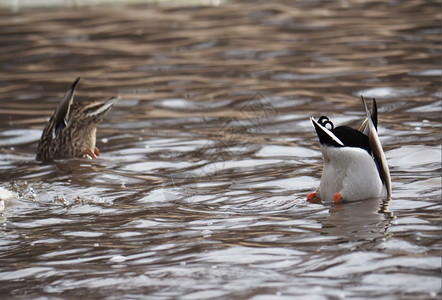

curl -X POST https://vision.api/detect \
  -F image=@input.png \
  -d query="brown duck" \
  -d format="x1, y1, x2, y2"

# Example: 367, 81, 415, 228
36, 78, 119, 162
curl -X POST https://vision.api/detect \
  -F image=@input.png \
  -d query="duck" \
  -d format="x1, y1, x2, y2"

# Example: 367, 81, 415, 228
307, 96, 391, 203
36, 78, 119, 162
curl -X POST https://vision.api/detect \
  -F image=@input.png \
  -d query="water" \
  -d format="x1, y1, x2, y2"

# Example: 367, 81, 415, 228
0, 1, 441, 299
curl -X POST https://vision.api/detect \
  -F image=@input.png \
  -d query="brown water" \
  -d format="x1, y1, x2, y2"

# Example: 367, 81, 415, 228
0, 1, 441, 299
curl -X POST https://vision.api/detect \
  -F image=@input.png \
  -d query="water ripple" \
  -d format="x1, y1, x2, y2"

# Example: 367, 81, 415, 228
0, 1, 440, 299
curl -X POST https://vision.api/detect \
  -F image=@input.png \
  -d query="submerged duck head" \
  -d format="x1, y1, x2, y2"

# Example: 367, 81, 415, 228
36, 78, 119, 162
307, 96, 391, 203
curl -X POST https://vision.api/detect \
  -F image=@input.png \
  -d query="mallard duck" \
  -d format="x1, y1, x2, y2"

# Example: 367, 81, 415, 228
36, 78, 119, 162
307, 96, 391, 203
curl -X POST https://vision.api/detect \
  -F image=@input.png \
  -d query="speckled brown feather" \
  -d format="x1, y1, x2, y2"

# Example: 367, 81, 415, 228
36, 78, 119, 162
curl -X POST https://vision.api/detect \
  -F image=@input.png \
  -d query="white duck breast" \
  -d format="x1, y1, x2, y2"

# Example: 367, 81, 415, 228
308, 97, 391, 203
318, 145, 386, 202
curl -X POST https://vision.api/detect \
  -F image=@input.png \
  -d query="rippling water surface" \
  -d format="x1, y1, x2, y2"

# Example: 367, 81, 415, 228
0, 1, 440, 299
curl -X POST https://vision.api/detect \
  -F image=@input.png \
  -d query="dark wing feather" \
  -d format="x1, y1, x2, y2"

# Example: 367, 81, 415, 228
371, 97, 378, 130
332, 126, 371, 154
47, 77, 80, 139
311, 117, 370, 153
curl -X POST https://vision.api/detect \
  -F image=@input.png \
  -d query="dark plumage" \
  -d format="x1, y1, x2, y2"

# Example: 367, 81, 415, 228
313, 118, 371, 155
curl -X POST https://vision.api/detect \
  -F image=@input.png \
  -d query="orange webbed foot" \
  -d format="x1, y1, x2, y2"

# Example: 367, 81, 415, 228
94, 147, 100, 157
307, 192, 320, 203
83, 149, 98, 159
333, 192, 342, 203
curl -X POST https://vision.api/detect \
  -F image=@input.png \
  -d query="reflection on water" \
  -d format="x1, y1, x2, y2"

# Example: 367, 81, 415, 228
322, 198, 393, 242
0, 0, 441, 299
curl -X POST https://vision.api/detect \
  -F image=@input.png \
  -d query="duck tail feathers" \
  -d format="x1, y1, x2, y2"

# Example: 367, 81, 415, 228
360, 96, 391, 198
